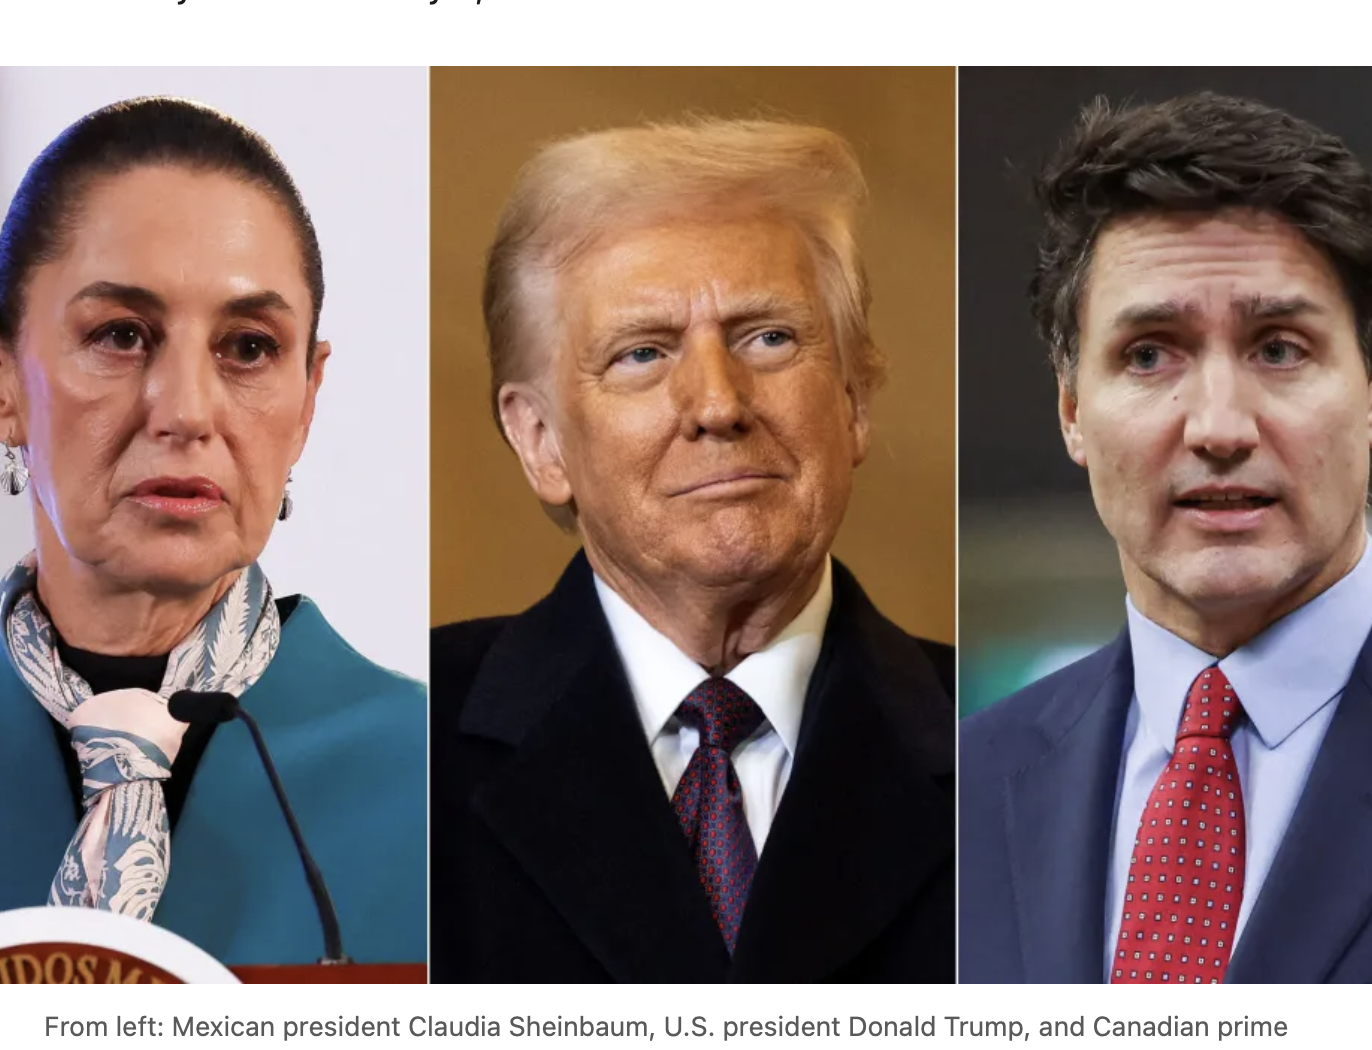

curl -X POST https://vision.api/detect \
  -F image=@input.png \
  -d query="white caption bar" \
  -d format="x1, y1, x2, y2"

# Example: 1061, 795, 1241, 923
5, 981, 1344, 1048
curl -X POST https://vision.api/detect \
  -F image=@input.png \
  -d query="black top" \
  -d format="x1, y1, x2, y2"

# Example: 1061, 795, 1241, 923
45, 595, 301, 830
57, 644, 169, 695
48, 642, 216, 831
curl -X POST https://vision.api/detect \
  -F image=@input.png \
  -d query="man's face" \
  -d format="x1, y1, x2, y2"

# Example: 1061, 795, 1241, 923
1062, 209, 1372, 643
526, 213, 867, 598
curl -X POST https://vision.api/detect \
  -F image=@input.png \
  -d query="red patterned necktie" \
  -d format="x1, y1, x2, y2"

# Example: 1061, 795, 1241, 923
670, 678, 766, 954
1113, 666, 1246, 984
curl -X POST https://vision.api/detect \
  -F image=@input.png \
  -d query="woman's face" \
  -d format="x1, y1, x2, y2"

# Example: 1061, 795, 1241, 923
0, 164, 327, 595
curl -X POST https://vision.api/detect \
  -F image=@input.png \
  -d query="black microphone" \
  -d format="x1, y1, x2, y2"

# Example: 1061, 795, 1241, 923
169, 689, 350, 965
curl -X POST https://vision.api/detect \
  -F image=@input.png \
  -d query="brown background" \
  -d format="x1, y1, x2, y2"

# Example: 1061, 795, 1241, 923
430, 67, 955, 644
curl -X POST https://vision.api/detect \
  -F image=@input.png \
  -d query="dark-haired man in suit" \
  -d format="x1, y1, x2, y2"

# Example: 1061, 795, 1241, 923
961, 92, 1372, 984
430, 118, 954, 983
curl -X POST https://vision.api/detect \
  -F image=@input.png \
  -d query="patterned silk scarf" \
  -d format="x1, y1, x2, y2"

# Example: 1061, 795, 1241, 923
0, 554, 281, 921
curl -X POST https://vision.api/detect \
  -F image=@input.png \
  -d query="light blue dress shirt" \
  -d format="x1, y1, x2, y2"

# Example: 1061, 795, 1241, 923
1103, 538, 1372, 979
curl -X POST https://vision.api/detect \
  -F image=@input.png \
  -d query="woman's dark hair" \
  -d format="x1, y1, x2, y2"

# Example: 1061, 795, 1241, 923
0, 96, 324, 359
1031, 91, 1372, 384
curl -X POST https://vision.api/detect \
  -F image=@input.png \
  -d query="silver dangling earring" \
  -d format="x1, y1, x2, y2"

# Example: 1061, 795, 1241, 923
278, 470, 294, 522
0, 443, 28, 496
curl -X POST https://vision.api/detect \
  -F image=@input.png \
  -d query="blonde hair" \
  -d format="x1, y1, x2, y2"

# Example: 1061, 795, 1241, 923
483, 117, 885, 430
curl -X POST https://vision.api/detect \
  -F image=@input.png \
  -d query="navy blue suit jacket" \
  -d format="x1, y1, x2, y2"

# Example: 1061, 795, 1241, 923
959, 627, 1372, 983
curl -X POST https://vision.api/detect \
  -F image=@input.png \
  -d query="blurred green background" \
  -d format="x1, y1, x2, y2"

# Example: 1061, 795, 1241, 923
959, 499, 1123, 716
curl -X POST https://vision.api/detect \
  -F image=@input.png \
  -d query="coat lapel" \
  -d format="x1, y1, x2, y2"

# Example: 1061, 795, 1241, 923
461, 553, 729, 982
730, 562, 955, 981
1226, 635, 1372, 983
1005, 633, 1133, 983
0, 656, 76, 908
159, 599, 428, 966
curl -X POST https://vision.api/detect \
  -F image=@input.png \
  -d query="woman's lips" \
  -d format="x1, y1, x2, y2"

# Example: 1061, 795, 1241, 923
128, 477, 226, 518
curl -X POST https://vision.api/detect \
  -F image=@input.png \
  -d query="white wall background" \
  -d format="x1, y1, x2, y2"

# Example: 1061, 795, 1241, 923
0, 68, 429, 681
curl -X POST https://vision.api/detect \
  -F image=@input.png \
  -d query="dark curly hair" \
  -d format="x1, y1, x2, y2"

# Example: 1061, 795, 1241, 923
1031, 91, 1372, 385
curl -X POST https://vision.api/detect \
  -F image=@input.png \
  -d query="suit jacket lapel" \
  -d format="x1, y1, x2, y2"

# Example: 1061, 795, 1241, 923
1005, 633, 1133, 983
1226, 635, 1372, 983
461, 552, 729, 982
730, 562, 955, 981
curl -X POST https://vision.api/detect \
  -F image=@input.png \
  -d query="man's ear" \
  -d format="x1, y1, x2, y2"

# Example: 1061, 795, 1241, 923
847, 381, 871, 467
0, 344, 26, 448
498, 380, 574, 507
1058, 372, 1087, 468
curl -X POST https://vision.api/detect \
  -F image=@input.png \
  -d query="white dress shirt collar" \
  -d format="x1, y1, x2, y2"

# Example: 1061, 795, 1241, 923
593, 557, 833, 756
1125, 535, 1372, 752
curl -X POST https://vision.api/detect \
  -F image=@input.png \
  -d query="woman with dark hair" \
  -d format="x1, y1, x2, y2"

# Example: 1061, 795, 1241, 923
0, 98, 424, 968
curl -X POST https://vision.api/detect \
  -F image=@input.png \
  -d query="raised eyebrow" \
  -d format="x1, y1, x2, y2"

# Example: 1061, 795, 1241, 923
68, 281, 167, 313
65, 284, 296, 319
223, 290, 294, 317
720, 293, 816, 328
592, 294, 817, 352
1110, 295, 1329, 330
1109, 299, 1196, 330
592, 316, 685, 356
1232, 294, 1325, 322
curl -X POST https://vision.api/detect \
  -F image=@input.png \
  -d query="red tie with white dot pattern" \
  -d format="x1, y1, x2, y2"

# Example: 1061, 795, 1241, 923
1113, 666, 1246, 984
670, 678, 766, 955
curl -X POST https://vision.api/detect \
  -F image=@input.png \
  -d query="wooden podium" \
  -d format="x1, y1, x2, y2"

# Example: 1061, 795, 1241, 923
0, 907, 426, 984
231, 962, 426, 984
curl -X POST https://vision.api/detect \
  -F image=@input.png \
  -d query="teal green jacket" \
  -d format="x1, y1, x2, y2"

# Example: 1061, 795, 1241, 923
0, 598, 426, 967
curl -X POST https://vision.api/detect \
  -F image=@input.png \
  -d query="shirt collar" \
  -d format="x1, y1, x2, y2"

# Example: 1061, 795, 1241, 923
593, 558, 833, 757
1126, 535, 1372, 752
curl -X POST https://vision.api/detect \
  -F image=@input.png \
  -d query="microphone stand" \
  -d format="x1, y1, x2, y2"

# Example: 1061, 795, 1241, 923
169, 690, 351, 965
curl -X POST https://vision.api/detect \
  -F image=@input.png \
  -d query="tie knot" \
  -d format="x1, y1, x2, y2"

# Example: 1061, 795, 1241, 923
1180, 667, 1243, 741
676, 678, 765, 753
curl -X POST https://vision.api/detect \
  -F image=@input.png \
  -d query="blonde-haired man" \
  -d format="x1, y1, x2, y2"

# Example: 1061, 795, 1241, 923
431, 119, 953, 983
